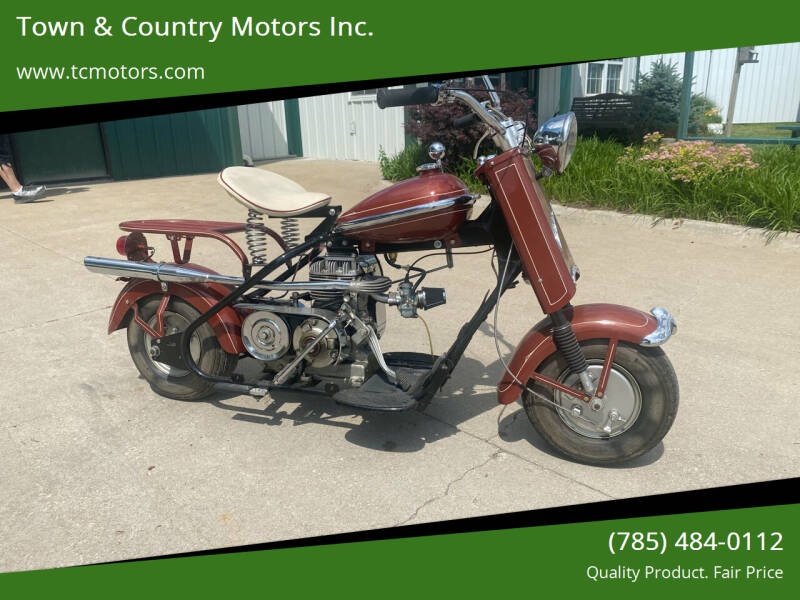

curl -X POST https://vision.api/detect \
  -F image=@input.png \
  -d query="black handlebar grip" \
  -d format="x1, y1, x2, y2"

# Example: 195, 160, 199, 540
453, 113, 479, 129
376, 86, 439, 109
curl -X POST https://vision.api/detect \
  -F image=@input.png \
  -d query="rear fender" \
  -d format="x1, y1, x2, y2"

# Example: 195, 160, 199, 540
108, 268, 245, 354
497, 303, 658, 405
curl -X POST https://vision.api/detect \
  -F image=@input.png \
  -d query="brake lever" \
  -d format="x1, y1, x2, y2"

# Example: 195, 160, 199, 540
473, 129, 491, 160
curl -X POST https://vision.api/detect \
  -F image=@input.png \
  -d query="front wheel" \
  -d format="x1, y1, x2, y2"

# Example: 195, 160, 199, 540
522, 339, 678, 466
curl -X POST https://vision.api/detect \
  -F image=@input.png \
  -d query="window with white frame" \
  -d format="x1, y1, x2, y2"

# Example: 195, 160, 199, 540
585, 60, 624, 95
586, 63, 604, 94
605, 64, 622, 94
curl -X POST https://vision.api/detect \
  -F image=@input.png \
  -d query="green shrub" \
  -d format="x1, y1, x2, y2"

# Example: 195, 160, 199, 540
378, 144, 486, 194
378, 142, 426, 181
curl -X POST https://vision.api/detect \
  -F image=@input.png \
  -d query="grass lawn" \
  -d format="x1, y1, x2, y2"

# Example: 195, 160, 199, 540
721, 122, 798, 138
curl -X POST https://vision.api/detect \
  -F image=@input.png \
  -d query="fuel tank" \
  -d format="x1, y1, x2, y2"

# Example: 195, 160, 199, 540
335, 171, 477, 244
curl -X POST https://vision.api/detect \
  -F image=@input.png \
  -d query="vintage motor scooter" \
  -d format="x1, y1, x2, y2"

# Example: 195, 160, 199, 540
84, 77, 678, 465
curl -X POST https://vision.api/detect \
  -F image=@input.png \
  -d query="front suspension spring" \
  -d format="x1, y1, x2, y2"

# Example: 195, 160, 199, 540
551, 314, 588, 375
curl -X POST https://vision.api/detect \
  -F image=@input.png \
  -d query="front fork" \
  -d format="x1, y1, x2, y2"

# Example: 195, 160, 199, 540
538, 307, 616, 412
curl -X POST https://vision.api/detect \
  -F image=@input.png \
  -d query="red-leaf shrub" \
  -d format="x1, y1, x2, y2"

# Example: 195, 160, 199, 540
405, 89, 535, 167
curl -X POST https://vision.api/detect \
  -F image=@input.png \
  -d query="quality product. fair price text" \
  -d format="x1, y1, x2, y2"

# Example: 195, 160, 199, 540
608, 531, 783, 555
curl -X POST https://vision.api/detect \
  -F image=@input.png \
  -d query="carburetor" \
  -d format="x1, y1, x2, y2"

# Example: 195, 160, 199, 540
391, 281, 447, 318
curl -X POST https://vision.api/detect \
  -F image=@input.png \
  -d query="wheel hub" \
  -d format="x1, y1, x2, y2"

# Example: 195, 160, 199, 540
143, 312, 201, 377
555, 361, 641, 438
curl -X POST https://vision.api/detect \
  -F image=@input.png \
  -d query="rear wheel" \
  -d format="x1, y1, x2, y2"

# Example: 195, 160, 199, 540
522, 339, 678, 465
127, 296, 237, 400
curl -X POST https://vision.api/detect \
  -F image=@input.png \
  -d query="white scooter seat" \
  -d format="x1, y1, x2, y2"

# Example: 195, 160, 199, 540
217, 166, 331, 217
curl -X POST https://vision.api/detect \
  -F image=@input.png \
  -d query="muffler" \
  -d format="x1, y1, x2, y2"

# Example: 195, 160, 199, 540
83, 257, 392, 293
84, 256, 244, 285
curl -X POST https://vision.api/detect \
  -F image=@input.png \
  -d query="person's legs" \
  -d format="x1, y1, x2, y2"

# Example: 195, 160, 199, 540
0, 135, 22, 192
0, 134, 45, 202
0, 163, 23, 193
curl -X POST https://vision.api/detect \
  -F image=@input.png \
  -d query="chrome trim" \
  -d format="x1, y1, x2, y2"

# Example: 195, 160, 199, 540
335, 194, 478, 233
343, 306, 397, 383
481, 74, 501, 108
640, 307, 677, 346
427, 141, 445, 161
255, 279, 392, 293
570, 265, 581, 283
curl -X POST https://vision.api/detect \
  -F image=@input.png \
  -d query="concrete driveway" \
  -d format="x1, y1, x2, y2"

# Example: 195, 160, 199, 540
1, 159, 798, 572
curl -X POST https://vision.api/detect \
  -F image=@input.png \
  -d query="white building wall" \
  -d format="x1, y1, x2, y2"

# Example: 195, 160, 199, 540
237, 101, 289, 161
537, 66, 562, 122
298, 91, 406, 161
621, 43, 800, 123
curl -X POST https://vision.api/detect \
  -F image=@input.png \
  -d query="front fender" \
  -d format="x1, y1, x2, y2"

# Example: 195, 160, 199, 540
108, 273, 245, 355
497, 303, 660, 405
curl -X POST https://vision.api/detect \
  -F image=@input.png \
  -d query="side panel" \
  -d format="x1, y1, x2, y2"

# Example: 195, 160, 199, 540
478, 148, 576, 313
496, 303, 658, 405
108, 276, 245, 354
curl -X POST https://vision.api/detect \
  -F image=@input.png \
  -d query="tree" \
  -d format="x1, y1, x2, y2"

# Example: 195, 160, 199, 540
631, 59, 682, 136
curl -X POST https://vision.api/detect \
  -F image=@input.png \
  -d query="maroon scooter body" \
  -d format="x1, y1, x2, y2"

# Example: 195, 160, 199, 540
336, 171, 474, 245
476, 147, 576, 314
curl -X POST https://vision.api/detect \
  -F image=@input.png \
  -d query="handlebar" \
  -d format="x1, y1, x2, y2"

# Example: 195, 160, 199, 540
377, 83, 520, 153
376, 86, 439, 109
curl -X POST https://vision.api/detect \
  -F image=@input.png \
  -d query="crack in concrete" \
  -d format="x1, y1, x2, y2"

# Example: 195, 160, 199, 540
420, 410, 615, 501
0, 305, 111, 336
0, 222, 84, 266
396, 450, 502, 526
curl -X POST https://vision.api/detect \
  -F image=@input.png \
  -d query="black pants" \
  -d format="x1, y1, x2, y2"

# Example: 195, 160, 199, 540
0, 134, 12, 165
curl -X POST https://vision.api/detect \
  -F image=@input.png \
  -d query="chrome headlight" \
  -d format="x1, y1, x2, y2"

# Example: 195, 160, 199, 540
533, 112, 578, 173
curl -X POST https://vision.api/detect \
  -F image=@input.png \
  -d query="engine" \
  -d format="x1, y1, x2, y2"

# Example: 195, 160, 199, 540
309, 252, 386, 336
240, 250, 446, 392
238, 252, 388, 390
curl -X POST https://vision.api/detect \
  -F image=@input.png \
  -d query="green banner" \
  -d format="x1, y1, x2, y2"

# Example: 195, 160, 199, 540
2, 0, 798, 113
2, 503, 796, 596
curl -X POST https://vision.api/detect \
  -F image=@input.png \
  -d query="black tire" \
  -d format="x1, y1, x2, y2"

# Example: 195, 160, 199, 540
522, 339, 678, 466
127, 296, 238, 400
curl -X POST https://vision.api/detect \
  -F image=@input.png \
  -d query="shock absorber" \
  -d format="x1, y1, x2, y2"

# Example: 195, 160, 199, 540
550, 309, 595, 398
245, 209, 268, 265
280, 217, 300, 249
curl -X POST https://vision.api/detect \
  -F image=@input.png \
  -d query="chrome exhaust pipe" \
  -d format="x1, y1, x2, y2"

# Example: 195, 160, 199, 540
83, 257, 393, 293
84, 256, 244, 286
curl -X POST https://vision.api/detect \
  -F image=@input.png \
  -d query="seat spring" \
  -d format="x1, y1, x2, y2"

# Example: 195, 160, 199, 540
245, 209, 268, 265
280, 217, 300, 249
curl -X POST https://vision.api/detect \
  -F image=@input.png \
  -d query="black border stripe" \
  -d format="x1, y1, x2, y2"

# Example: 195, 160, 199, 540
103, 476, 798, 566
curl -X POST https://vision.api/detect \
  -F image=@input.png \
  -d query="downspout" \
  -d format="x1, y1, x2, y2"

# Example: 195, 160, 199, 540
677, 51, 694, 139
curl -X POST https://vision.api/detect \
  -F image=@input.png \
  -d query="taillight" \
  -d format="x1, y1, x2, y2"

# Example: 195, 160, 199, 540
116, 235, 129, 255
116, 232, 150, 261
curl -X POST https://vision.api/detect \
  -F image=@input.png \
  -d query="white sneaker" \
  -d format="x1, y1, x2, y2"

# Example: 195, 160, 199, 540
12, 185, 46, 203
